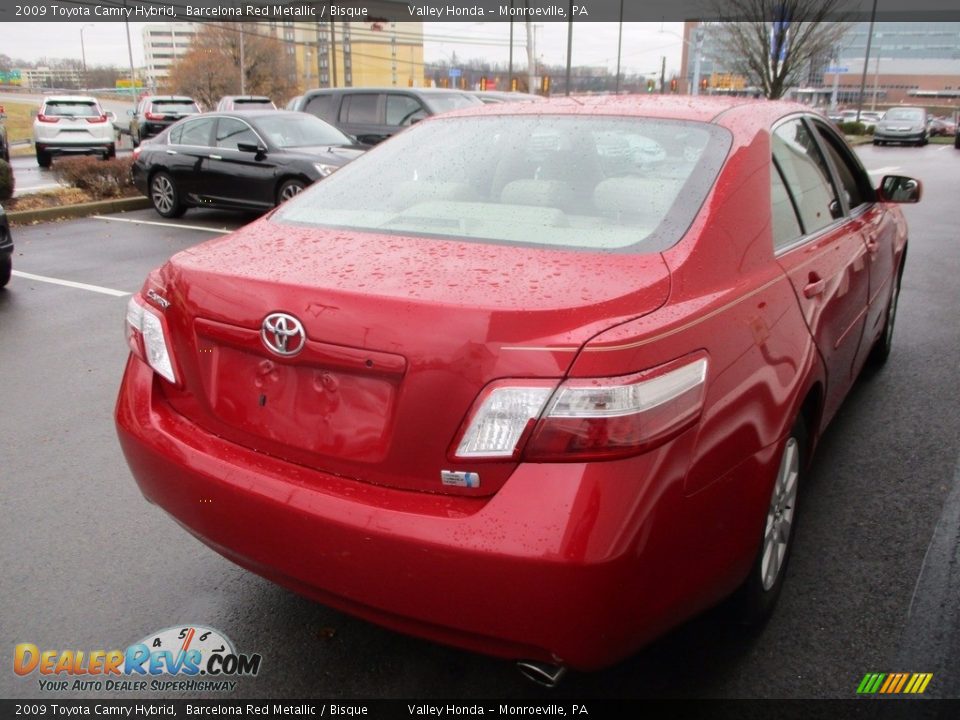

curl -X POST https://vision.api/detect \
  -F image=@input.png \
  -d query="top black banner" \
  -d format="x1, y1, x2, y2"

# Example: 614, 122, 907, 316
2, 0, 960, 23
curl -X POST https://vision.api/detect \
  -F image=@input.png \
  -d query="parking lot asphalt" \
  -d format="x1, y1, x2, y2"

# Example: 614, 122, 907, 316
2, 143, 959, 701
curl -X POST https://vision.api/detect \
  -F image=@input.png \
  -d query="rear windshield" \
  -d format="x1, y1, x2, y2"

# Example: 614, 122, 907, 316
234, 98, 274, 107
884, 108, 924, 122
43, 101, 100, 117
151, 101, 199, 114
274, 115, 730, 252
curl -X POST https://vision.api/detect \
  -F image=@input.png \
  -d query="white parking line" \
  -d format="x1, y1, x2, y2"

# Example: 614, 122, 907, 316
867, 166, 901, 176
11, 270, 130, 297
92, 215, 231, 234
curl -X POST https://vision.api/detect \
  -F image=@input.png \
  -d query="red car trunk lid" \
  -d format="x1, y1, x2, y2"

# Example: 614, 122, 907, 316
152, 218, 671, 496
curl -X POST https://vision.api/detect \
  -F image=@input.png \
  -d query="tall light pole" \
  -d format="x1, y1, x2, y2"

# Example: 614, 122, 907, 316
80, 23, 94, 90
871, 33, 882, 111
855, 0, 879, 122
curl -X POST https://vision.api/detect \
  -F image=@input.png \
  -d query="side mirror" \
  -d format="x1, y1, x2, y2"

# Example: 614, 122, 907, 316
237, 142, 267, 158
878, 175, 922, 204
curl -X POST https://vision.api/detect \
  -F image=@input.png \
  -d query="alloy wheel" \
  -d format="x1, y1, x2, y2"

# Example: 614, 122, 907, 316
151, 175, 174, 214
761, 437, 799, 591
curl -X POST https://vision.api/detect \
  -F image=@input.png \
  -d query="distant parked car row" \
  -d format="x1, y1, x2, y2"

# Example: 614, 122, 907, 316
130, 87, 527, 219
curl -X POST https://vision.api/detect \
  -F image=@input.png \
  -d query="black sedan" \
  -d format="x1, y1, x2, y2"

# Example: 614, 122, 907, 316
132, 111, 365, 218
1, 203, 12, 288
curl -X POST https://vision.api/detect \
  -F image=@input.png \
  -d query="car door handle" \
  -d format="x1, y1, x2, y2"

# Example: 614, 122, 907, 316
166, 150, 177, 155
209, 154, 222, 160
804, 274, 826, 298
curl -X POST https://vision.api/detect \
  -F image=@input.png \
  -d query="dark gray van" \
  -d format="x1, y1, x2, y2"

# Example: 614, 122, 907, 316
289, 87, 481, 145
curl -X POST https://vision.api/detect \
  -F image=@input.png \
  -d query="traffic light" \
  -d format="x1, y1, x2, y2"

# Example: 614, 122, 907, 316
670, 78, 678, 93
480, 77, 488, 91
646, 79, 655, 93
510, 77, 518, 92
541, 75, 550, 95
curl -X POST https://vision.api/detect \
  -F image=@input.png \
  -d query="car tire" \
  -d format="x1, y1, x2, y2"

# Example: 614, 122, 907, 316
869, 259, 904, 367
150, 171, 186, 218
0, 253, 11, 289
37, 150, 51, 168
104, 143, 116, 160
276, 178, 306, 205
954, 134, 960, 149
735, 417, 807, 626
872, 139, 879, 145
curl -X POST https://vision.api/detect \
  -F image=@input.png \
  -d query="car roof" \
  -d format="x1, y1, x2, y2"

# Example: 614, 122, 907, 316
145, 96, 197, 102
204, 110, 315, 120
438, 94, 795, 123
222, 96, 272, 101
305, 87, 474, 96
422, 95, 839, 143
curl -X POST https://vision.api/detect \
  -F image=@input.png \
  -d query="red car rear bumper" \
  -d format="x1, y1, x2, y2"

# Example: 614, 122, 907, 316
116, 355, 773, 669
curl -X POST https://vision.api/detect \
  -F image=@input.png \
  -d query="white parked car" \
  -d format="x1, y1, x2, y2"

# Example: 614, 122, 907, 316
32, 95, 116, 168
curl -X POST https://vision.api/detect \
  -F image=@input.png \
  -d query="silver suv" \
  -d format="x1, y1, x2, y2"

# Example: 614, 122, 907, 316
33, 96, 115, 167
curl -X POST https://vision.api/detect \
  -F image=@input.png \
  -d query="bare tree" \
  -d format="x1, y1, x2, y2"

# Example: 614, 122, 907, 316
165, 23, 297, 108
708, 0, 852, 99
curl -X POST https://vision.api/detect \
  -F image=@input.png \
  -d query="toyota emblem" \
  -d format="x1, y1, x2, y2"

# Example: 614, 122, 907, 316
260, 313, 306, 357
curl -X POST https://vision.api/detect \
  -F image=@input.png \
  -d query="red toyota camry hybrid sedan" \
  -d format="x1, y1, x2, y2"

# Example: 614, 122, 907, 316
116, 96, 920, 680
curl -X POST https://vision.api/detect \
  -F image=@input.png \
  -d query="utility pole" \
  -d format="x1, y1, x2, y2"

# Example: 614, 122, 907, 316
855, 0, 878, 122
564, 0, 573, 96
692, 25, 704, 96
239, 23, 246, 95
526, 16, 535, 94
508, 2, 514, 89
659, 55, 666, 93
615, 0, 623, 94
330, 21, 338, 88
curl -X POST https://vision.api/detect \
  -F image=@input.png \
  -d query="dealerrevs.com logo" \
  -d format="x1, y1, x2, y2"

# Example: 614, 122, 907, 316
14, 625, 262, 693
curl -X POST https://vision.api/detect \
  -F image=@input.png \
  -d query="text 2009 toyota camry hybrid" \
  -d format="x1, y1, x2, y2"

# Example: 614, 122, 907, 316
116, 96, 920, 678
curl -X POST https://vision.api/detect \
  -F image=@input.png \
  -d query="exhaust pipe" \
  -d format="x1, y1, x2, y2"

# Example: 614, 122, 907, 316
516, 660, 567, 688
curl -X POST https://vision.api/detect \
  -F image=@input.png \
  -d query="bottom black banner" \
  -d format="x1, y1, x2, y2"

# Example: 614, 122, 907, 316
3, 699, 960, 720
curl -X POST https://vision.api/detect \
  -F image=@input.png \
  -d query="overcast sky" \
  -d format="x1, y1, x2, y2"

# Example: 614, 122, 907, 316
0, 21, 687, 77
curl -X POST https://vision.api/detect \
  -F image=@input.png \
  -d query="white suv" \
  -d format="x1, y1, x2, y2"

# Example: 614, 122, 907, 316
33, 96, 116, 168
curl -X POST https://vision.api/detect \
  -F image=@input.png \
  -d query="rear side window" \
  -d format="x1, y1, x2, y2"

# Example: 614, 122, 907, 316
304, 94, 333, 120
151, 101, 199, 114
772, 119, 841, 236
42, 101, 100, 118
179, 117, 215, 147
771, 163, 803, 251
341, 94, 379, 124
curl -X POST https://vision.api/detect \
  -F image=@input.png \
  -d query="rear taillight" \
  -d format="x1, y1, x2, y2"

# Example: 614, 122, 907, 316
125, 295, 177, 384
145, 112, 163, 121
452, 355, 708, 462
86, 114, 107, 124
37, 114, 59, 123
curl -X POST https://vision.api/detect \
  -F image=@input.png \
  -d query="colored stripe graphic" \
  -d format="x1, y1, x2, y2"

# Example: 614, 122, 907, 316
858, 673, 932, 694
